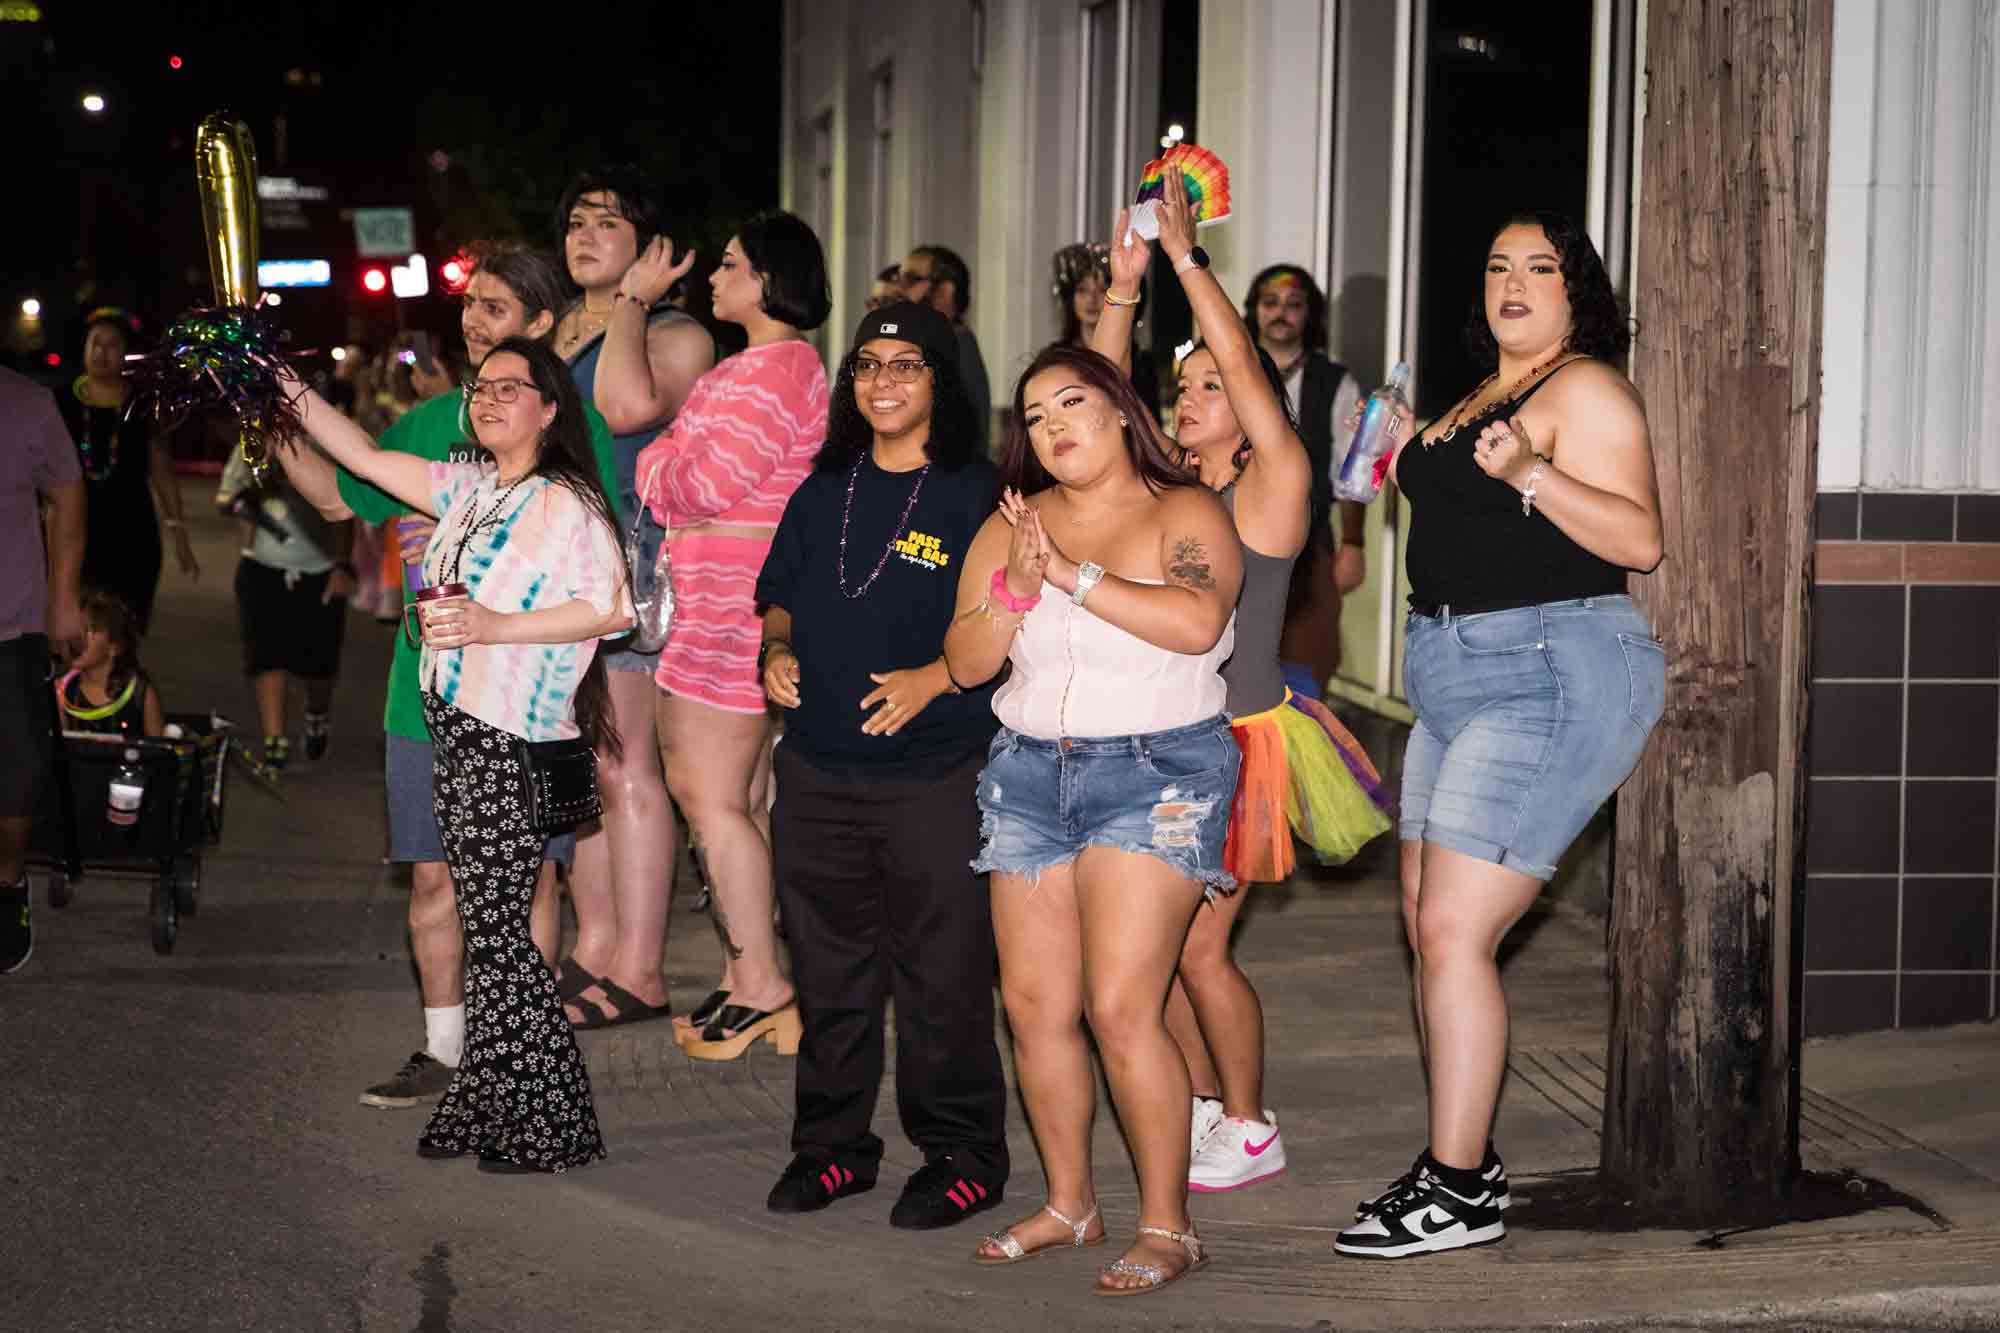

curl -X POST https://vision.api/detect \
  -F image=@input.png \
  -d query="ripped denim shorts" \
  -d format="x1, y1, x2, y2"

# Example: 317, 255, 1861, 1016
971, 714, 1241, 898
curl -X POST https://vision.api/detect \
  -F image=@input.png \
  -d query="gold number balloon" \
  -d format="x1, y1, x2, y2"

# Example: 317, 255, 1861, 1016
194, 114, 267, 472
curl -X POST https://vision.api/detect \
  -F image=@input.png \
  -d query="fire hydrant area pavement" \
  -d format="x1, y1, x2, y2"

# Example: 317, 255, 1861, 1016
5, 487, 1997, 1331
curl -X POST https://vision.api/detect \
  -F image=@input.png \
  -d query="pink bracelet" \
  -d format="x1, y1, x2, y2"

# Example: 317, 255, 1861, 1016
989, 566, 1042, 614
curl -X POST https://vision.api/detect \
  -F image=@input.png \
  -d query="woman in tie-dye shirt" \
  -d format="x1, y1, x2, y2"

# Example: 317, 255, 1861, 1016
284, 337, 632, 1172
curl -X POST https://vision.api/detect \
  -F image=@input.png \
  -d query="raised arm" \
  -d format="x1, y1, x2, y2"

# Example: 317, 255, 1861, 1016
595, 239, 713, 434
271, 433, 355, 521
1157, 171, 1311, 557
279, 369, 439, 517
1087, 211, 1149, 375
1022, 485, 1241, 655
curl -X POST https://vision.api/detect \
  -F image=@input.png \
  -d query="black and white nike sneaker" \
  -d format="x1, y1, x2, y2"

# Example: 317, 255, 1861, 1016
1334, 1161, 1505, 1258
1354, 1146, 1510, 1219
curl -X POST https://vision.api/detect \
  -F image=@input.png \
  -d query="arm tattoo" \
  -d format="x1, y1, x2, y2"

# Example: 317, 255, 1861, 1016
1167, 537, 1217, 592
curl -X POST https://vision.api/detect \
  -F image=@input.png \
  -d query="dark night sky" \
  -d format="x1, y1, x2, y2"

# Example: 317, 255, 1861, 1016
3, 1, 783, 372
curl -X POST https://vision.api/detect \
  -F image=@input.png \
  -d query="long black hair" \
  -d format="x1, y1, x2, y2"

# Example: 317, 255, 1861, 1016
1463, 211, 1630, 369
816, 349, 982, 473
1000, 344, 1192, 497
475, 335, 625, 759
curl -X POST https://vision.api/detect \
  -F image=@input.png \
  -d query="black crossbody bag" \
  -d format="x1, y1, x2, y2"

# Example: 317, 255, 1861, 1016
515, 736, 602, 833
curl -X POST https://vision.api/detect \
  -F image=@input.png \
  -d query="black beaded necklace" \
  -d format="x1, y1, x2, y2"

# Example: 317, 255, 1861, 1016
442, 473, 531, 587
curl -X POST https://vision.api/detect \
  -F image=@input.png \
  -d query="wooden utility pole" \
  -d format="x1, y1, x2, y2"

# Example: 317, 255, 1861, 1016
1603, 0, 1835, 1223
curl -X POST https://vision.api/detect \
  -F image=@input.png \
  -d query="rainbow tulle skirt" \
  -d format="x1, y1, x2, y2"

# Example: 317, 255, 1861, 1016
1224, 689, 1393, 884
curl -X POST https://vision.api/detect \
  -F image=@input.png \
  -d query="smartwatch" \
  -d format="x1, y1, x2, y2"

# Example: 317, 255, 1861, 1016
1173, 246, 1211, 275
1071, 561, 1106, 606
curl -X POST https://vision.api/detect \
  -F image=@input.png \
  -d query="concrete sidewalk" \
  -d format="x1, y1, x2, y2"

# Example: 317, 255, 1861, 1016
9, 483, 1997, 1332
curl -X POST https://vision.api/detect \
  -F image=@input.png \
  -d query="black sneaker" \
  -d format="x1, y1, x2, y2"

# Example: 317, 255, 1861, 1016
262, 736, 291, 774
1355, 1146, 1509, 1219
0, 878, 31, 975
889, 1155, 1004, 1230
1335, 1160, 1505, 1259
359, 1051, 456, 1108
303, 712, 330, 761
766, 1153, 877, 1214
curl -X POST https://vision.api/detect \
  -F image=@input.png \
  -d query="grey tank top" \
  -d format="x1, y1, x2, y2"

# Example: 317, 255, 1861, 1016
1219, 488, 1296, 717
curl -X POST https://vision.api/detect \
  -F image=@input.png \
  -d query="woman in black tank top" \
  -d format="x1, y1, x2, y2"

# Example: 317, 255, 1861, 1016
1091, 173, 1392, 1200
1335, 213, 1666, 1261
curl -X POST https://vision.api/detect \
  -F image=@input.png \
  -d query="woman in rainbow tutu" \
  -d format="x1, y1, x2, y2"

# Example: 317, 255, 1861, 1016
1092, 172, 1391, 1192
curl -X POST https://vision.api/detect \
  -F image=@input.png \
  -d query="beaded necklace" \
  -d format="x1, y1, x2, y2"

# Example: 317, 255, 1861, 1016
442, 473, 531, 587
837, 455, 929, 599
1427, 351, 1575, 447
70, 377, 123, 482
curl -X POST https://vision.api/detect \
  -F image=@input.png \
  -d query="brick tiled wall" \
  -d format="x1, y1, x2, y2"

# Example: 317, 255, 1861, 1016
1805, 491, 2000, 1036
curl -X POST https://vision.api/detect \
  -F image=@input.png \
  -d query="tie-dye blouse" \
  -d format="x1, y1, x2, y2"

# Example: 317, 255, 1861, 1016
418, 462, 631, 742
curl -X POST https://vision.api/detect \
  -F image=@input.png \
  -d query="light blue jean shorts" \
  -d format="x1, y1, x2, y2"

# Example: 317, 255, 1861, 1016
385, 732, 575, 866
1399, 595, 1665, 881
972, 714, 1241, 897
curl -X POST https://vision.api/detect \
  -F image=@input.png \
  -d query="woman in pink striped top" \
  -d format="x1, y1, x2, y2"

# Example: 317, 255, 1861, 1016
636, 211, 831, 1059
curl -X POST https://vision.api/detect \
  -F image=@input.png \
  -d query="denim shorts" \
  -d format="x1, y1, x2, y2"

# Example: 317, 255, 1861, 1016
972, 714, 1242, 897
385, 732, 575, 866
1399, 595, 1665, 881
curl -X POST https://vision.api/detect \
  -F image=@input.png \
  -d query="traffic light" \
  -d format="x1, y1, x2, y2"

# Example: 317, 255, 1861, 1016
361, 267, 388, 294
440, 257, 468, 289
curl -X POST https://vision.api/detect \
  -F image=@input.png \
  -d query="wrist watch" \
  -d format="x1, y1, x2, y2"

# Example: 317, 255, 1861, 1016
1071, 561, 1105, 606
1173, 246, 1211, 276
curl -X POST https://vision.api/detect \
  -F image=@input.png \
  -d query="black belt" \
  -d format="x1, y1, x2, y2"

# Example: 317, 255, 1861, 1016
1406, 595, 1547, 620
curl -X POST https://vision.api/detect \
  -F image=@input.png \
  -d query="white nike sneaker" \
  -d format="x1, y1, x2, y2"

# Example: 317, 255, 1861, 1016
1189, 1095, 1225, 1159
1188, 1109, 1286, 1193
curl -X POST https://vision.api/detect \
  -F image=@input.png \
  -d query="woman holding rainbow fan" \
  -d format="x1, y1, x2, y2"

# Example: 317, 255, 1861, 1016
1093, 168, 1391, 1194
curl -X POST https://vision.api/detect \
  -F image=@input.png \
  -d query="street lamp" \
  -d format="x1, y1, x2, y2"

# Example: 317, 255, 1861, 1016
20, 298, 42, 318
81, 93, 106, 114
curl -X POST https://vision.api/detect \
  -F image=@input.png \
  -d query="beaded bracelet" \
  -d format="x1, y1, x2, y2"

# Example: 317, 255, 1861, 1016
989, 566, 1042, 614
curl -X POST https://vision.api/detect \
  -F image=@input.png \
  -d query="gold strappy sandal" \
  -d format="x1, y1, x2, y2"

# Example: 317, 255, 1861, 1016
972, 1202, 1103, 1265
1094, 1224, 1207, 1297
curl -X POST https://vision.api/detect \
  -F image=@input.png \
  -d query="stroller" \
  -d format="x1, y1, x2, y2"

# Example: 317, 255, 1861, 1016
28, 711, 233, 955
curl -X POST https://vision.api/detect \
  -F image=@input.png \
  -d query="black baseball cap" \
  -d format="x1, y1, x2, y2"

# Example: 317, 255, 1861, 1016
847, 300, 958, 373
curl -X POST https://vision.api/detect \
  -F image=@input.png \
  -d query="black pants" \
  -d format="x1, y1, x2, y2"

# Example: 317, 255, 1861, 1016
773, 742, 1008, 1180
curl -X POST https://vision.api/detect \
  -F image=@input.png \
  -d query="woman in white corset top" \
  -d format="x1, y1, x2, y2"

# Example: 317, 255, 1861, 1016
945, 344, 1242, 1298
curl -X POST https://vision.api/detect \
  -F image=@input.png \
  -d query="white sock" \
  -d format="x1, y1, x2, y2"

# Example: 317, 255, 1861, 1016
423, 1005, 465, 1068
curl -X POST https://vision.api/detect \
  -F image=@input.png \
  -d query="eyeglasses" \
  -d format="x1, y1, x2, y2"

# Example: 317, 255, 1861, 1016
462, 377, 543, 405
850, 356, 929, 384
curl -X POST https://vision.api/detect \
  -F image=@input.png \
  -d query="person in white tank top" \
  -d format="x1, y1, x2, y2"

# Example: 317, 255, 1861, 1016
945, 343, 1244, 1296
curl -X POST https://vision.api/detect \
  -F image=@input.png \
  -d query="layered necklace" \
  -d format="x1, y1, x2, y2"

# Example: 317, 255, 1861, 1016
558, 297, 615, 359
1427, 350, 1575, 447
71, 377, 123, 482
442, 473, 531, 586
838, 455, 929, 599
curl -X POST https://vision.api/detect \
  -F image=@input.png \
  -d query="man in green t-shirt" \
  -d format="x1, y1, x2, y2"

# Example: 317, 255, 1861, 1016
277, 244, 622, 1111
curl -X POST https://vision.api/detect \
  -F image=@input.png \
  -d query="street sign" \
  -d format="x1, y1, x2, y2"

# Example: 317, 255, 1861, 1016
352, 207, 415, 258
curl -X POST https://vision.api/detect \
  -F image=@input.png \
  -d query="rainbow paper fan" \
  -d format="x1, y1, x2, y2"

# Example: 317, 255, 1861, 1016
1128, 144, 1232, 241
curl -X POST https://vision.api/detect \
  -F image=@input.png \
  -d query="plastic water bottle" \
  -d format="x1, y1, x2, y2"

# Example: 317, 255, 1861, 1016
1333, 362, 1412, 502
108, 748, 146, 835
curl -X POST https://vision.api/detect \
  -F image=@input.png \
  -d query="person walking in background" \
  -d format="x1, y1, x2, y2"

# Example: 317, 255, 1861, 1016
636, 209, 829, 1061
1336, 212, 1664, 1259
1242, 265, 1366, 695
947, 344, 1242, 1297
216, 442, 354, 775
56, 308, 198, 634
899, 245, 991, 447
1092, 177, 1391, 1196
272, 243, 619, 1111
1053, 242, 1158, 415
756, 302, 1009, 1228
867, 264, 902, 311
553, 165, 715, 1031
282, 337, 632, 1173
1, 366, 85, 975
